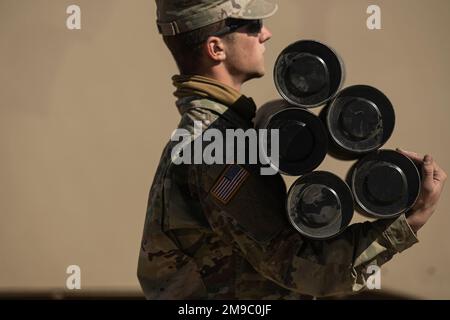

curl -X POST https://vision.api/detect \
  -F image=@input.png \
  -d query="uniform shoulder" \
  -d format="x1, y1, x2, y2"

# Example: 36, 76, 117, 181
176, 97, 228, 132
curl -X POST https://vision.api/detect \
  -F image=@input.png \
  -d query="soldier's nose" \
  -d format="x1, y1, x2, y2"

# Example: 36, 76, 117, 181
260, 26, 272, 43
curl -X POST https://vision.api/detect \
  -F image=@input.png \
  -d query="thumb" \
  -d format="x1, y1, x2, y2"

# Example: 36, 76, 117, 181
422, 155, 435, 193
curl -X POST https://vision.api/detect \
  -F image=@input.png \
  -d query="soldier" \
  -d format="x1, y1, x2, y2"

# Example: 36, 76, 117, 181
137, 0, 447, 299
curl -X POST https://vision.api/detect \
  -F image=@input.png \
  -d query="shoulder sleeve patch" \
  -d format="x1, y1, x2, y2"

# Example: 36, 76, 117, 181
210, 164, 249, 205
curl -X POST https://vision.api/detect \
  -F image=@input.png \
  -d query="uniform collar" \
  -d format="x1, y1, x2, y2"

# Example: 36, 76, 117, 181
172, 75, 256, 126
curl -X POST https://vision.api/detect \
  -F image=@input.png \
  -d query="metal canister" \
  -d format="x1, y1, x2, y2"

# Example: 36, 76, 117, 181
274, 40, 345, 108
348, 149, 421, 219
321, 85, 395, 160
255, 100, 328, 176
286, 171, 354, 240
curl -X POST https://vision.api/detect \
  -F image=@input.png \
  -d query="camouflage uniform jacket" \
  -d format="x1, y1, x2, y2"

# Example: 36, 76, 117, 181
137, 95, 419, 300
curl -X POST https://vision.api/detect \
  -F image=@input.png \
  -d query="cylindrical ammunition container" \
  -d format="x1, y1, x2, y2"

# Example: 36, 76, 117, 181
348, 149, 421, 219
286, 171, 354, 240
321, 85, 395, 160
274, 40, 345, 108
255, 100, 328, 176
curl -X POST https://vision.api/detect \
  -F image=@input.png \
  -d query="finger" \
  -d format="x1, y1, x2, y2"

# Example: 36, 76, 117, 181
396, 148, 419, 157
434, 166, 448, 182
432, 161, 445, 175
396, 148, 424, 165
415, 155, 447, 182
422, 155, 435, 193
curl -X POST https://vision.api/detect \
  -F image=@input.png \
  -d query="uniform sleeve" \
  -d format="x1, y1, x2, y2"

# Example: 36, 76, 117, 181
190, 164, 419, 298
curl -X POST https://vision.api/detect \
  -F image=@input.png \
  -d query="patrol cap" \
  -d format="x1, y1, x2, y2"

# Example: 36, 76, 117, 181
348, 149, 421, 219
274, 40, 345, 108
156, 0, 278, 36
255, 100, 328, 176
287, 171, 354, 240
322, 85, 395, 160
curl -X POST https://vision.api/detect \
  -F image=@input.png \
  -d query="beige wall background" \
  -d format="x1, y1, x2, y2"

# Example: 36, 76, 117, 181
0, 0, 449, 299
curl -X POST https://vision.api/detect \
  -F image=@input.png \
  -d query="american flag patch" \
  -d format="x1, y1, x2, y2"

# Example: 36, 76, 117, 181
210, 165, 249, 204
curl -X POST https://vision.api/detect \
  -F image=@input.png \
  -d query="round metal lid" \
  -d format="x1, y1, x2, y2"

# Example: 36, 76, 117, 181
326, 85, 395, 157
274, 40, 345, 108
350, 149, 421, 218
287, 171, 354, 239
261, 107, 328, 176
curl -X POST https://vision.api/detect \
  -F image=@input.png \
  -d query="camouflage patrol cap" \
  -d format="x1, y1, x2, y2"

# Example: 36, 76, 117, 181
156, 0, 278, 36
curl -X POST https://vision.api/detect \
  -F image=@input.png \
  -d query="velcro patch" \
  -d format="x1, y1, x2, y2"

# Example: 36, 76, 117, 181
210, 165, 249, 205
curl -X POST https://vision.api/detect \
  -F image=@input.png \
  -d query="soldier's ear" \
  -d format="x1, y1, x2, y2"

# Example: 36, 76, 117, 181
204, 36, 226, 62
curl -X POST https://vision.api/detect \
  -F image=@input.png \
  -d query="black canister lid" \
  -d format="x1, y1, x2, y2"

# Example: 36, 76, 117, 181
261, 107, 328, 176
326, 85, 395, 157
350, 149, 421, 218
287, 171, 354, 240
274, 40, 344, 108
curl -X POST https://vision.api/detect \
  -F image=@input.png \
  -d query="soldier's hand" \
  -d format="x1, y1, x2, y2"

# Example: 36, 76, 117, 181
397, 148, 447, 233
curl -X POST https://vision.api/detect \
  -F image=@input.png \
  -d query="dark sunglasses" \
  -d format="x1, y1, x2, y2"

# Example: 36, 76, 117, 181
211, 19, 263, 37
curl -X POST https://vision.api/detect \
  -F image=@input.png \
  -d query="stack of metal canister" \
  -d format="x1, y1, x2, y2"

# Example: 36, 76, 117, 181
255, 40, 421, 240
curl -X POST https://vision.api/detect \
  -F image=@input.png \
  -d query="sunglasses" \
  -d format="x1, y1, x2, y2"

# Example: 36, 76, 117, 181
211, 19, 263, 37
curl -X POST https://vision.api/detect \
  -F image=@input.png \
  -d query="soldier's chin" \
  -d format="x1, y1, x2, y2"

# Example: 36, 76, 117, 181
246, 69, 265, 81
